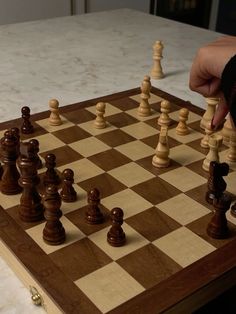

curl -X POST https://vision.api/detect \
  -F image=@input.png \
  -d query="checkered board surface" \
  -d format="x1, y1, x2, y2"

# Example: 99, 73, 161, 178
1, 87, 236, 314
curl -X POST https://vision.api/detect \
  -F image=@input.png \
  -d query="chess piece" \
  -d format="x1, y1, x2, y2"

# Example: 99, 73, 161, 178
138, 75, 151, 117
230, 202, 236, 218
43, 153, 60, 186
107, 207, 126, 247
176, 108, 190, 135
152, 126, 170, 168
150, 40, 164, 79
94, 102, 106, 129
207, 193, 231, 239
205, 161, 229, 204
21, 106, 34, 134
0, 130, 22, 195
49, 99, 62, 126
43, 184, 66, 245
202, 134, 222, 172
0, 161, 3, 180
221, 114, 234, 146
200, 121, 214, 149
200, 97, 218, 130
86, 188, 104, 224
158, 100, 171, 126
29, 139, 43, 169
227, 132, 236, 162
60, 168, 77, 202
18, 141, 44, 222
10, 127, 20, 154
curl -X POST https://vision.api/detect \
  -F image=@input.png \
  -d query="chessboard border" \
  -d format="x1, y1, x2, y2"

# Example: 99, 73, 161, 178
1, 87, 236, 314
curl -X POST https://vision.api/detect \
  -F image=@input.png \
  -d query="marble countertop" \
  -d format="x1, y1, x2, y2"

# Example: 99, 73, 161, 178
0, 8, 221, 313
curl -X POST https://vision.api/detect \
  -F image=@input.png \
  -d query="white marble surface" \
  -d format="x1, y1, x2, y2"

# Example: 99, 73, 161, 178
0, 8, 221, 313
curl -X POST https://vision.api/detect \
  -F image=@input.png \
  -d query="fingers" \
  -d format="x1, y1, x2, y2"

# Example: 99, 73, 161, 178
212, 96, 229, 128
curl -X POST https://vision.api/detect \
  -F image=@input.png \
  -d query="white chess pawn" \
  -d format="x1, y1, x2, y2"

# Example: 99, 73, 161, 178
200, 97, 218, 130
200, 121, 214, 148
176, 108, 189, 135
94, 102, 106, 129
49, 99, 62, 126
152, 126, 170, 168
150, 40, 164, 79
202, 134, 222, 172
227, 132, 236, 162
222, 114, 234, 146
158, 100, 171, 126
138, 75, 151, 117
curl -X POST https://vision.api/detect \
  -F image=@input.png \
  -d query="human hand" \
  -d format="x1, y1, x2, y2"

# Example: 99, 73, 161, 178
189, 36, 236, 127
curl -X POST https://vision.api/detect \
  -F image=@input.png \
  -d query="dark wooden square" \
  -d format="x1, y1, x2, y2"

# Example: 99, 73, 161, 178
96, 129, 135, 147
52, 125, 91, 144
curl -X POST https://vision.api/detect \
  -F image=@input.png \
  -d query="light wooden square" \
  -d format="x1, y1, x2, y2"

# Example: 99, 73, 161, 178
0, 192, 21, 209
79, 120, 116, 136
26, 216, 85, 254
153, 227, 216, 267
57, 159, 104, 183
169, 110, 202, 124
168, 127, 203, 144
225, 171, 236, 195
69, 137, 110, 157
35, 115, 74, 132
102, 189, 152, 219
158, 193, 211, 225
115, 140, 154, 161
33, 133, 65, 153
75, 262, 145, 313
170, 144, 205, 166
121, 122, 157, 139
159, 167, 206, 192
125, 108, 159, 121
108, 162, 155, 187
86, 103, 122, 116
130, 92, 164, 104
89, 223, 149, 260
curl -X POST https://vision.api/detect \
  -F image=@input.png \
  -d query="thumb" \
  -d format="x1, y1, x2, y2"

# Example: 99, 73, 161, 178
212, 96, 229, 129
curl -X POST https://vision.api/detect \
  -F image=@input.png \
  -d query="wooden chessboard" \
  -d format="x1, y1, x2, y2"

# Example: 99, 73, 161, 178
1, 87, 236, 314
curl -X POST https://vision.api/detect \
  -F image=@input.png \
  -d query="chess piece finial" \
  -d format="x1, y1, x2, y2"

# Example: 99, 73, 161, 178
176, 108, 190, 135
158, 100, 171, 126
43, 184, 66, 245
49, 99, 62, 126
151, 40, 164, 79
21, 106, 34, 134
107, 207, 126, 247
152, 126, 170, 168
86, 188, 104, 224
138, 75, 151, 117
60, 168, 77, 202
94, 102, 106, 129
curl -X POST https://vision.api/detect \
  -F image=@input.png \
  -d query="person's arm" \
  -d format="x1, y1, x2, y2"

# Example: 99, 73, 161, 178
189, 36, 236, 127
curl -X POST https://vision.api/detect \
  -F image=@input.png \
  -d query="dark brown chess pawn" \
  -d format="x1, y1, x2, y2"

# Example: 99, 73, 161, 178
21, 106, 34, 134
0, 130, 22, 194
43, 153, 60, 186
43, 184, 65, 245
60, 169, 77, 202
0, 161, 3, 180
29, 139, 42, 169
107, 207, 126, 247
11, 127, 20, 155
18, 141, 44, 222
205, 161, 229, 204
207, 193, 231, 239
85, 188, 104, 224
